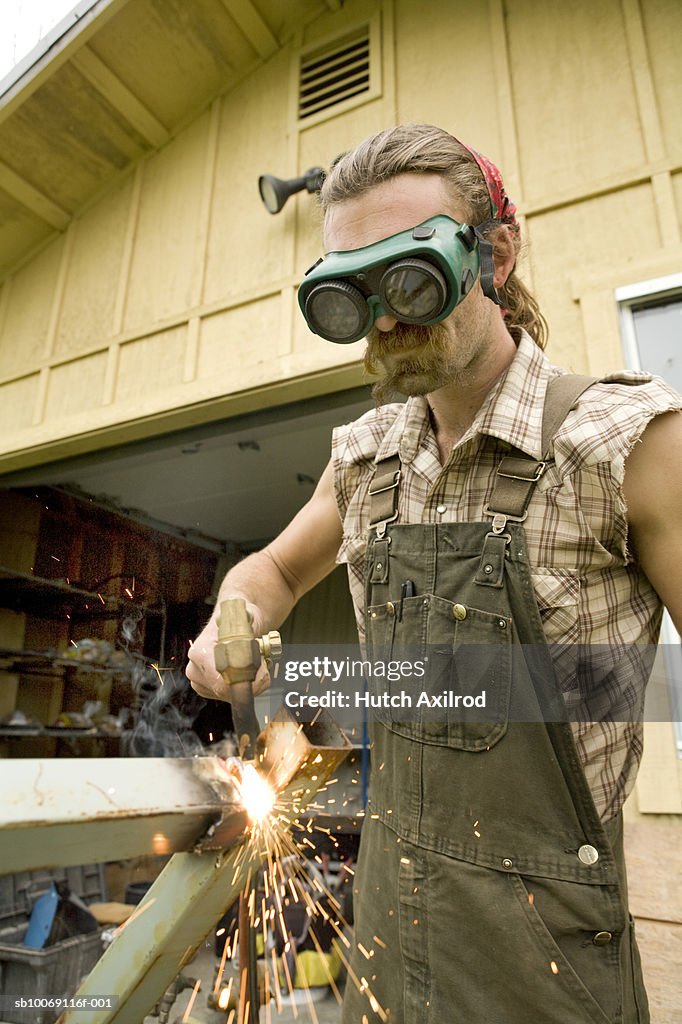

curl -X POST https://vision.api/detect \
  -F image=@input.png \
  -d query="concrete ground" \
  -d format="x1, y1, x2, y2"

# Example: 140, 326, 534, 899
143, 940, 343, 1024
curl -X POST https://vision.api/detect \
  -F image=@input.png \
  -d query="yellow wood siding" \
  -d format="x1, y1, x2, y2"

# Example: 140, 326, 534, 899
0, 238, 65, 379
124, 116, 209, 332
1, 0, 680, 472
0, 375, 40, 435
0, 186, 51, 281
54, 180, 134, 358
0, 0, 679, 452
204, 51, 292, 306
527, 183, 659, 370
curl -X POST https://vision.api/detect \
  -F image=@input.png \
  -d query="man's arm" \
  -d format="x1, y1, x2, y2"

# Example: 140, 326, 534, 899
622, 411, 682, 634
186, 459, 343, 699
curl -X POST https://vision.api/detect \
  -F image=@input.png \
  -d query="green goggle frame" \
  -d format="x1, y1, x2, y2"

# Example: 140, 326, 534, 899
297, 215, 501, 344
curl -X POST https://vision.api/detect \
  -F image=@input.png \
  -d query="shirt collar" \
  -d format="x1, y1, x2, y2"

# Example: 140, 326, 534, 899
374, 331, 553, 464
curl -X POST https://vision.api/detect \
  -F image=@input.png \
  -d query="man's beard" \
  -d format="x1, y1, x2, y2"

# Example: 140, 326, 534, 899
364, 320, 474, 405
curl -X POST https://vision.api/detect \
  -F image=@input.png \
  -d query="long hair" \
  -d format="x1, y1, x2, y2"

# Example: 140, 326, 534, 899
318, 124, 548, 349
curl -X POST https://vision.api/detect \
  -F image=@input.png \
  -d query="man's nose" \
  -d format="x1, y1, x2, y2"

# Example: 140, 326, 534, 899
375, 313, 398, 332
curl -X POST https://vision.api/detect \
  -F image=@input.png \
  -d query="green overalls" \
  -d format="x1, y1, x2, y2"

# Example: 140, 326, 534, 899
342, 376, 649, 1024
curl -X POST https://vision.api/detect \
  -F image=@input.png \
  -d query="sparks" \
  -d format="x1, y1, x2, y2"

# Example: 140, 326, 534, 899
150, 662, 165, 686
182, 978, 201, 1021
217, 976, 233, 1010
238, 763, 276, 823
151, 832, 169, 854
201, 728, 391, 1024
112, 897, 156, 937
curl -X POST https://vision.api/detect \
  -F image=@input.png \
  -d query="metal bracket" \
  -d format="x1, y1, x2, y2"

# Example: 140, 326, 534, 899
497, 460, 546, 482
483, 507, 529, 531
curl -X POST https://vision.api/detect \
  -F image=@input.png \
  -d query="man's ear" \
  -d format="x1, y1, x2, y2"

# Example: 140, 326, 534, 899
490, 225, 517, 288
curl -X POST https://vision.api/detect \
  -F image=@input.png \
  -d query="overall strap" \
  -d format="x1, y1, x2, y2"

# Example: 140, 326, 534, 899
368, 453, 401, 538
477, 372, 596, 587
485, 373, 597, 528
541, 373, 598, 455
368, 373, 597, 541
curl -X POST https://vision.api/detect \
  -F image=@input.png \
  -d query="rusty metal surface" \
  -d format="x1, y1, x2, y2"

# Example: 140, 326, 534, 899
0, 756, 244, 873
267, 707, 352, 811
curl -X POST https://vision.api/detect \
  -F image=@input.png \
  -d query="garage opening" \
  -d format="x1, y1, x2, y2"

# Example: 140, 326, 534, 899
0, 386, 373, 760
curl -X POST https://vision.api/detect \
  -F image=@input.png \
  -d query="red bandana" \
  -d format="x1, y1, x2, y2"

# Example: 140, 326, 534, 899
461, 143, 520, 238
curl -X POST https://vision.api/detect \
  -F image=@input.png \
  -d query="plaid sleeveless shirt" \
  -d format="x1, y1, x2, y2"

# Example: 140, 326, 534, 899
332, 332, 681, 819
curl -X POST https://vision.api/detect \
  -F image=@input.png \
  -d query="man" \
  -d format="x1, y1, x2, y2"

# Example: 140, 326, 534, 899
187, 124, 682, 1022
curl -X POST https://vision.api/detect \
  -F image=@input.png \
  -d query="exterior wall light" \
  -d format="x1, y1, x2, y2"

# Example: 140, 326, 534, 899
258, 167, 325, 214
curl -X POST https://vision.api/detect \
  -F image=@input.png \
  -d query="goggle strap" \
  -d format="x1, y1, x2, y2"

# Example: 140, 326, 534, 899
474, 229, 503, 307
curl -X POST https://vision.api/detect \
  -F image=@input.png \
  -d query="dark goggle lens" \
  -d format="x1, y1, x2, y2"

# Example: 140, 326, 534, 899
380, 259, 447, 321
304, 281, 370, 342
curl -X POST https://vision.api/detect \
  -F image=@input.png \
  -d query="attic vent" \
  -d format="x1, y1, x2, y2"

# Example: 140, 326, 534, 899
298, 29, 371, 120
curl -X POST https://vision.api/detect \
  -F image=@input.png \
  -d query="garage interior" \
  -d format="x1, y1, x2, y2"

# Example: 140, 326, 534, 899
0, 386, 373, 755
0, 388, 377, 1022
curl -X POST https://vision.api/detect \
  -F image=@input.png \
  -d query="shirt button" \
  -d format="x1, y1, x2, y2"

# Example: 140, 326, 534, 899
578, 844, 599, 866
453, 604, 467, 621
436, 504, 447, 514
592, 931, 613, 946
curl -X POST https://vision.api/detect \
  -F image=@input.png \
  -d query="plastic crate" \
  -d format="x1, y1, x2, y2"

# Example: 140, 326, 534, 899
0, 866, 106, 1024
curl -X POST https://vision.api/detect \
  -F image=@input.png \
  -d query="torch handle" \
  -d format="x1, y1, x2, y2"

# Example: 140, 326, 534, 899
238, 887, 260, 1024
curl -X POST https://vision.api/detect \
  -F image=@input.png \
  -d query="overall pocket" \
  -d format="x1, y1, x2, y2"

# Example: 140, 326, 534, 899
366, 593, 512, 750
508, 871, 625, 1024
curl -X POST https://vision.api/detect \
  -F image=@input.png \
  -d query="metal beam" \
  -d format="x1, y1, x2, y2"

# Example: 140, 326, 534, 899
0, 160, 70, 230
0, 756, 243, 873
219, 0, 279, 60
0, 709, 353, 874
70, 45, 170, 149
59, 846, 258, 1024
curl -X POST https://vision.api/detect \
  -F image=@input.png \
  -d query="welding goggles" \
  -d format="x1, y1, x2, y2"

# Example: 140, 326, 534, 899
298, 215, 500, 344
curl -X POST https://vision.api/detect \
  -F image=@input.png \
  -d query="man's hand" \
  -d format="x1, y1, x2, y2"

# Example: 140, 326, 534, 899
186, 611, 271, 701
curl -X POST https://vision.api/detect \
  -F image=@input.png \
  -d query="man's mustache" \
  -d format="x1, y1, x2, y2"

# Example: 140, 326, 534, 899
365, 320, 447, 357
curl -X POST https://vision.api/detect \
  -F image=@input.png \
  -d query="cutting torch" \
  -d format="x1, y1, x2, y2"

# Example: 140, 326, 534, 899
213, 597, 282, 762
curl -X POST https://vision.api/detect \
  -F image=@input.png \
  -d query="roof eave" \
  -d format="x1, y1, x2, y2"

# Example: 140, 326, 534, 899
0, 0, 131, 122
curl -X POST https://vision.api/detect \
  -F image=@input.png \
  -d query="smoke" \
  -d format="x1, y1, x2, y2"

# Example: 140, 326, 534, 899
124, 663, 208, 757
120, 609, 143, 649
